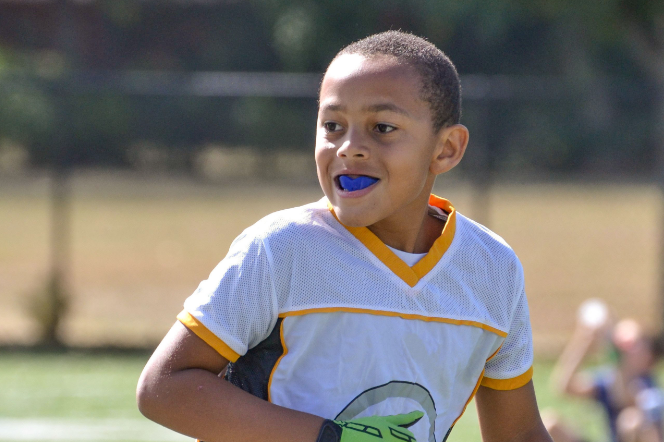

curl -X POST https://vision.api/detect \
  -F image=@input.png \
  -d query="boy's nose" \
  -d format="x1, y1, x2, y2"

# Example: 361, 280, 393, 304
336, 130, 369, 159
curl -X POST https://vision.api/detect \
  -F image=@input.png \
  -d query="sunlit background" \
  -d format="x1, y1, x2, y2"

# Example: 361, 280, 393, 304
1, 1, 664, 441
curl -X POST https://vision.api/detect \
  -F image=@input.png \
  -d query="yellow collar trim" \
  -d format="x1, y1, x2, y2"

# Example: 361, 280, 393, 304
327, 194, 457, 287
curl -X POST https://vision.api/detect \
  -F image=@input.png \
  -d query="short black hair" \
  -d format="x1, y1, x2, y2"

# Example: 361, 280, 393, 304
332, 31, 461, 132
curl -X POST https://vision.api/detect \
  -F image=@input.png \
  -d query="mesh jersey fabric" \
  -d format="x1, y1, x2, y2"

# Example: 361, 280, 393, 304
181, 195, 534, 441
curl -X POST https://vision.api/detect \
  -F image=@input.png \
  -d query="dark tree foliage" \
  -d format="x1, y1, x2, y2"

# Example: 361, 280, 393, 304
0, 0, 661, 175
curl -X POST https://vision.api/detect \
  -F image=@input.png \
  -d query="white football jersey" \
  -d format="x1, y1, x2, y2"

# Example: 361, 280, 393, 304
179, 195, 533, 442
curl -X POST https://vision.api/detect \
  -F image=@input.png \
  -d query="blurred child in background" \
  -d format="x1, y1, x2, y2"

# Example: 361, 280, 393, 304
544, 299, 663, 442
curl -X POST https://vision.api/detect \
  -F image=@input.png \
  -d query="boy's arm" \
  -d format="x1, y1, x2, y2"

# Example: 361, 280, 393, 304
137, 320, 324, 442
475, 381, 553, 442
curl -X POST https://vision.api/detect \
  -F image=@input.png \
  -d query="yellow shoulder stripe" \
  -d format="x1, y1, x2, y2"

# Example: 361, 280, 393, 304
177, 310, 241, 362
481, 366, 533, 390
280, 307, 507, 337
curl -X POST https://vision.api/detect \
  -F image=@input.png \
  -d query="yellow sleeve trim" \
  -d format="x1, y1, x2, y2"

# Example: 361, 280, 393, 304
177, 310, 241, 362
481, 366, 533, 390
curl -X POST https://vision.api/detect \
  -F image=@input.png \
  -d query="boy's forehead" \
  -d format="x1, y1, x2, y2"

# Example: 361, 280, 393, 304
326, 53, 368, 77
324, 53, 413, 82
320, 54, 424, 108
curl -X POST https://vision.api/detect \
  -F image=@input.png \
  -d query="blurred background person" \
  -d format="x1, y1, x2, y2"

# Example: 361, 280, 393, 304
544, 299, 664, 442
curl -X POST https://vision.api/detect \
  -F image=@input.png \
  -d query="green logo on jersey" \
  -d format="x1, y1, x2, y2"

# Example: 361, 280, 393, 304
335, 380, 442, 442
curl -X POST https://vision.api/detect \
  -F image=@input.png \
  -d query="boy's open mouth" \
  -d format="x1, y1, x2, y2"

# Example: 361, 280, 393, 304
336, 174, 379, 192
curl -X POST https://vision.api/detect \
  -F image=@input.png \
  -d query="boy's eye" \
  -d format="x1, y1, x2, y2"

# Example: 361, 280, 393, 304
375, 123, 396, 134
323, 122, 343, 132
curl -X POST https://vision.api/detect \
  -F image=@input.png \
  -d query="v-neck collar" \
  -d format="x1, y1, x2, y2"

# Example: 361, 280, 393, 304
327, 194, 457, 287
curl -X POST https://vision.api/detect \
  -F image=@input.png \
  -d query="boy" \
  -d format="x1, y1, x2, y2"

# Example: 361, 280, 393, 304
137, 31, 552, 442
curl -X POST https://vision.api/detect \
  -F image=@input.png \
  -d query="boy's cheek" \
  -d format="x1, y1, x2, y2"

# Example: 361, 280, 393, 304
315, 137, 337, 152
314, 144, 335, 169
314, 160, 333, 193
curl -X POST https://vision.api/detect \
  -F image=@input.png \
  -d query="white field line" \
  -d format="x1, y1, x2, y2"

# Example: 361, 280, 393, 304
0, 418, 190, 441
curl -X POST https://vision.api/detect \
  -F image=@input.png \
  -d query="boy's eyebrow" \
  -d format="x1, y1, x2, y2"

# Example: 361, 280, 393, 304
364, 103, 411, 117
319, 102, 411, 117
320, 103, 345, 113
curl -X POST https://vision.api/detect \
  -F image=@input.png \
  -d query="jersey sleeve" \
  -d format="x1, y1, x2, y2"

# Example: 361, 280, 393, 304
481, 263, 534, 390
178, 229, 278, 363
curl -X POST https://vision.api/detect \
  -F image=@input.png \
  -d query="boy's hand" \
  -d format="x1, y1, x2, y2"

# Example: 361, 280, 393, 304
316, 411, 423, 442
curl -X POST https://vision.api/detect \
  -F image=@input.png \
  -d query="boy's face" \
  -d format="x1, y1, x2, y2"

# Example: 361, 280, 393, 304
316, 53, 442, 228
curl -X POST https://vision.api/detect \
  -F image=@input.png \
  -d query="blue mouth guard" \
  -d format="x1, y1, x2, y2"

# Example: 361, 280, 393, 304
339, 175, 379, 192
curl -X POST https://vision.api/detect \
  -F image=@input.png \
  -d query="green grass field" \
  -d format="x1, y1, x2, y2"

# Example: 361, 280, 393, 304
0, 352, 615, 442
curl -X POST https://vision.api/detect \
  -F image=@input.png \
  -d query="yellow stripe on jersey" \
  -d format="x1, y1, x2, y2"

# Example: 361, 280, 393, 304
279, 307, 507, 337
327, 194, 456, 288
486, 343, 503, 362
267, 319, 288, 403
481, 366, 534, 390
177, 310, 241, 362
450, 344, 512, 427
452, 369, 485, 427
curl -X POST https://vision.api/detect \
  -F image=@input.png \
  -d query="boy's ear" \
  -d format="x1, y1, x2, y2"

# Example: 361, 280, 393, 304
430, 124, 469, 175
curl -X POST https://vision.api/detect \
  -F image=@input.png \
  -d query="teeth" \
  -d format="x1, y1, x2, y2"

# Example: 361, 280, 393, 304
339, 175, 379, 192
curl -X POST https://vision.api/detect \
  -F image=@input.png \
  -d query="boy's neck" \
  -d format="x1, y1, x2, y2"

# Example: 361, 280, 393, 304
367, 204, 445, 254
